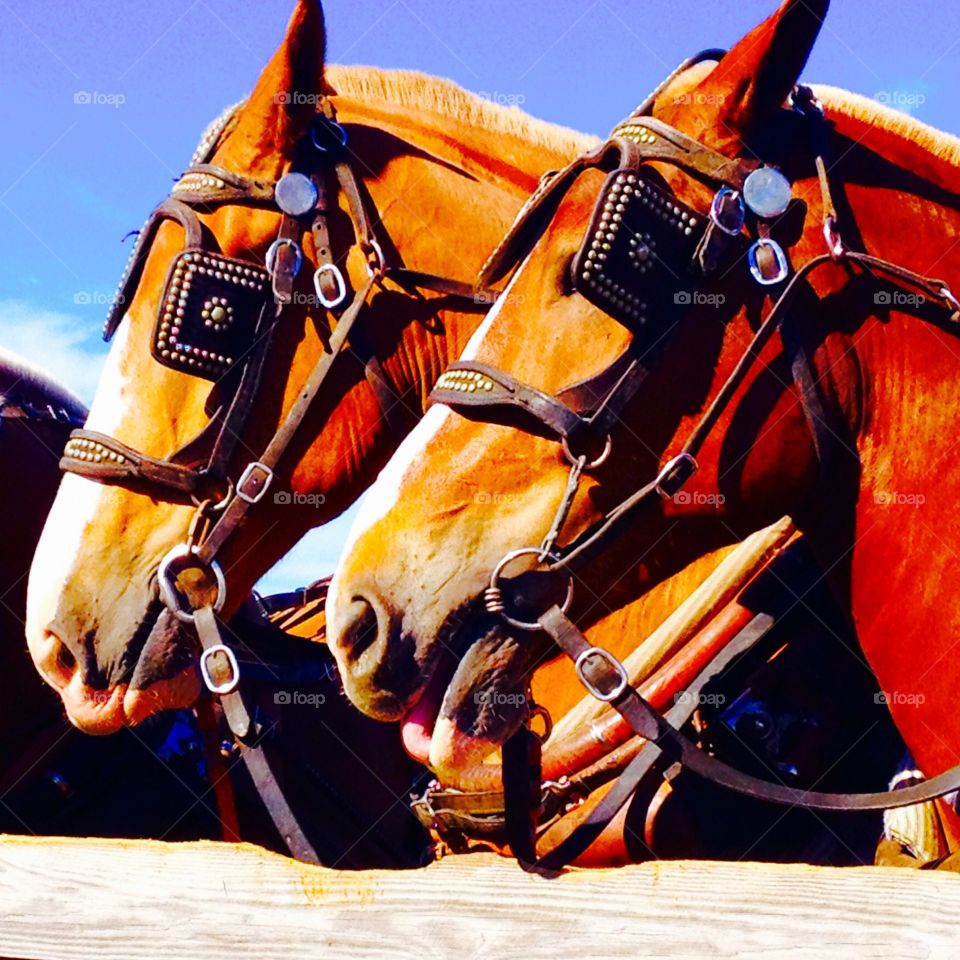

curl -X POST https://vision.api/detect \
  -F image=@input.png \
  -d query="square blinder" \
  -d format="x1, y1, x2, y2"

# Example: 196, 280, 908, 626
152, 250, 271, 381
570, 169, 708, 346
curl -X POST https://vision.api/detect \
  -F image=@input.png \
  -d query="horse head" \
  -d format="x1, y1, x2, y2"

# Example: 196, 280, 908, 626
26, 0, 587, 732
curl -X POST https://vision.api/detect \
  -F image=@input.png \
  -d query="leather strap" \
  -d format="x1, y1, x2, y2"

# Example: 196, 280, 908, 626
194, 603, 321, 864
538, 605, 960, 813
431, 360, 591, 442
611, 116, 758, 188
197, 273, 377, 565
62, 428, 201, 497
503, 610, 776, 873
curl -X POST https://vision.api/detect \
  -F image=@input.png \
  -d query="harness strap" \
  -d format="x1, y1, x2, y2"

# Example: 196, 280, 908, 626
62, 428, 201, 496
433, 360, 591, 442
193, 603, 321, 864
611, 116, 758, 188
171, 163, 277, 206
103, 199, 204, 340
385, 266, 496, 304
538, 605, 960, 813
504, 609, 777, 873
196, 273, 377, 565
194, 698, 241, 842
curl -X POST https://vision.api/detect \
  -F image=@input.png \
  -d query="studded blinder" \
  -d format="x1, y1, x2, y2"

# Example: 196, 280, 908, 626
152, 250, 270, 382
570, 169, 709, 345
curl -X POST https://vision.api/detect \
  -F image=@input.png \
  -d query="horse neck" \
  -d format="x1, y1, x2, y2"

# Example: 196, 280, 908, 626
288, 75, 594, 505
331, 74, 594, 387
796, 115, 960, 781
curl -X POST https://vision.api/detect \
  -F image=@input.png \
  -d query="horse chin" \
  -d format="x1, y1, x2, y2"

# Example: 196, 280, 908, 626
59, 680, 128, 735
58, 667, 201, 734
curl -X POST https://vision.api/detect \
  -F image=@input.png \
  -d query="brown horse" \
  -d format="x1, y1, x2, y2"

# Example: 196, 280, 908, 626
24, 0, 595, 734
326, 0, 960, 846
0, 351, 86, 760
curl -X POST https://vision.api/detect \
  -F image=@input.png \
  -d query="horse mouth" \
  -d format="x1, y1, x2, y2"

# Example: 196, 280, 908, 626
399, 607, 550, 776
55, 669, 201, 735
39, 605, 203, 733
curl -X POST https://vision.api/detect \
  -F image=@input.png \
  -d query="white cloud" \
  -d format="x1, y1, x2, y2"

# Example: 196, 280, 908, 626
0, 299, 107, 406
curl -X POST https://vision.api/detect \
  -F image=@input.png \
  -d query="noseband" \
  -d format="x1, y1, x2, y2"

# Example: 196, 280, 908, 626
428, 74, 960, 870
59, 97, 494, 863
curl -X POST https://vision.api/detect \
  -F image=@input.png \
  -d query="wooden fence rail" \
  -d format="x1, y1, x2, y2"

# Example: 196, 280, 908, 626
0, 836, 957, 959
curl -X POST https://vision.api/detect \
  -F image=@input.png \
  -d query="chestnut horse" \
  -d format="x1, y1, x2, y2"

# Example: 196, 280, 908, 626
327, 0, 960, 848
24, 0, 597, 734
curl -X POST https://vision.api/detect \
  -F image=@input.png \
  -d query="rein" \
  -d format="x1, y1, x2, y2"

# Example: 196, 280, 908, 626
428, 81, 960, 870
59, 98, 495, 864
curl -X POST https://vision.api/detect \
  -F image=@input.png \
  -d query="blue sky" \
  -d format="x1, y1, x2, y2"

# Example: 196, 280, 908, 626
0, 0, 957, 593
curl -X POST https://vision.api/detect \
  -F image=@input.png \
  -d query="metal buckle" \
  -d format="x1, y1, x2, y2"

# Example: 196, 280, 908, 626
823, 216, 846, 260
313, 264, 347, 309
575, 646, 629, 702
748, 238, 789, 286
941, 286, 960, 316
310, 118, 348, 153
265, 238, 303, 278
199, 643, 240, 695
654, 452, 699, 498
363, 238, 386, 279
236, 461, 274, 504
709, 186, 746, 237
485, 547, 575, 632
157, 543, 227, 624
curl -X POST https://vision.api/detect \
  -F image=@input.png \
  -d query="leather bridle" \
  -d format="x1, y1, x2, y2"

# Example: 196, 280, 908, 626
59, 97, 495, 863
428, 70, 960, 871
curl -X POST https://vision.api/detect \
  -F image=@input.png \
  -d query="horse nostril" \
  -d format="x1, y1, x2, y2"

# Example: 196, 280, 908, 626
34, 629, 80, 690
340, 597, 380, 663
57, 642, 76, 673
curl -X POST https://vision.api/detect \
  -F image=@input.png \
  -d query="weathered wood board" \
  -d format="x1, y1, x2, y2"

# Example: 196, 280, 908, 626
0, 836, 957, 960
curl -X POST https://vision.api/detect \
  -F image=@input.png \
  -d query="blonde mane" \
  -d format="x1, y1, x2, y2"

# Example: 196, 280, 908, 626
812, 84, 960, 168
326, 65, 599, 160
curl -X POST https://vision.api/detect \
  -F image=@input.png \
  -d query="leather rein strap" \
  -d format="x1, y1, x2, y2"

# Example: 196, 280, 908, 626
503, 604, 960, 874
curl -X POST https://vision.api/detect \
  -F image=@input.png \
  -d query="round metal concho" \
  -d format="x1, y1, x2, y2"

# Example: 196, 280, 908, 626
487, 547, 575, 632
274, 172, 318, 217
743, 167, 793, 219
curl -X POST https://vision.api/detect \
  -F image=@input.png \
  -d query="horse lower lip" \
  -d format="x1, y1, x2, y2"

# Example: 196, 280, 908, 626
61, 683, 127, 735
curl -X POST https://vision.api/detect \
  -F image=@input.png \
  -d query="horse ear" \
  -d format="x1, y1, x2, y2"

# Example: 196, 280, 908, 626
230, 0, 327, 161
692, 0, 828, 139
